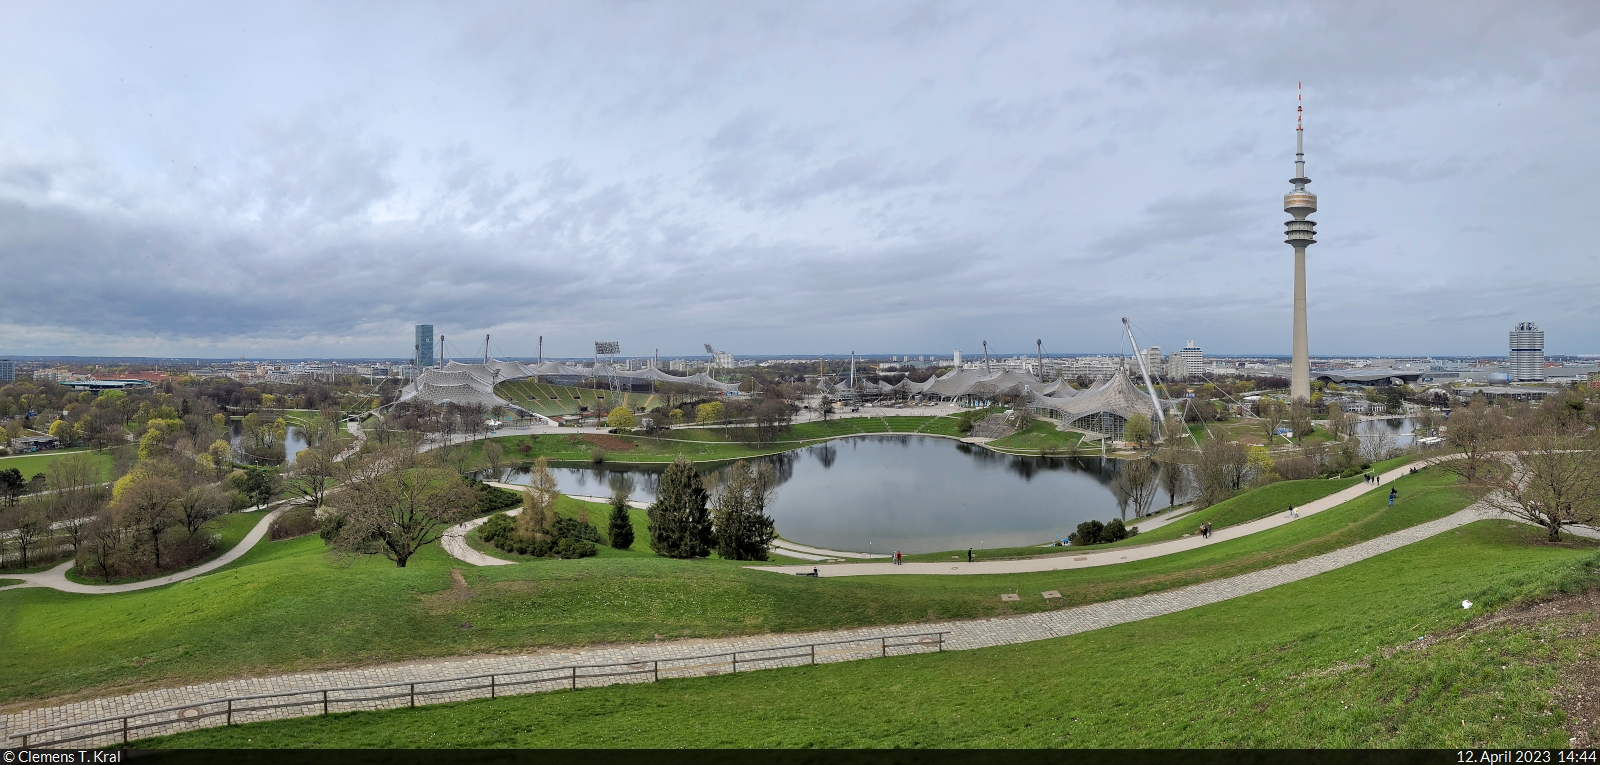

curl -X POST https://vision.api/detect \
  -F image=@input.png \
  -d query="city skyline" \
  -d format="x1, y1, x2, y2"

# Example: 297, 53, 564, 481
2, 3, 1599, 359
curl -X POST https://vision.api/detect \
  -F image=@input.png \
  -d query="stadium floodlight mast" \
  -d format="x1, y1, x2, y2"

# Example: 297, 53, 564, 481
596, 341, 622, 395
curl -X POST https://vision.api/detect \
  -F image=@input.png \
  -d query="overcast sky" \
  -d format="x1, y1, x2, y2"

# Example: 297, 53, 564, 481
1, 1, 1597, 360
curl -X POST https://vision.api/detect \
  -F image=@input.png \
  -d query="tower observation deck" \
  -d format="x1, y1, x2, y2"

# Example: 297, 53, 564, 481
1286, 84, 1317, 402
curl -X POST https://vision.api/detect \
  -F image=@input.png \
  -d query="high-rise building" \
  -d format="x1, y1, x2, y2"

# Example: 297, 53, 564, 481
1168, 341, 1203, 380
414, 324, 435, 368
1285, 84, 1318, 402
1142, 346, 1164, 376
0, 359, 13, 383
1510, 322, 1545, 382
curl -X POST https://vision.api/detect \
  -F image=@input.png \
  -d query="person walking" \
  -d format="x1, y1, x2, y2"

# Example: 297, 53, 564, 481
1389, 487, 1397, 507
967, 547, 973, 563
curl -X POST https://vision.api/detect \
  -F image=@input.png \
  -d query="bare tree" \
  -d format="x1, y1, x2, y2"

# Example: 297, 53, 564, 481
1481, 426, 1600, 540
482, 440, 506, 481
326, 443, 477, 568
118, 476, 182, 570
1287, 403, 1313, 445
1194, 440, 1250, 508
1156, 443, 1189, 508
47, 452, 105, 555
1, 500, 52, 568
1443, 399, 1503, 484
81, 512, 125, 583
284, 439, 339, 510
1324, 406, 1349, 440
1360, 429, 1398, 464
176, 484, 228, 537
1114, 458, 1160, 518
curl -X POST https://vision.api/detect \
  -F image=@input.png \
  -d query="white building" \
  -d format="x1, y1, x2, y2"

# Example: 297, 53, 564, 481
1142, 346, 1164, 376
1168, 340, 1203, 380
1510, 322, 1545, 382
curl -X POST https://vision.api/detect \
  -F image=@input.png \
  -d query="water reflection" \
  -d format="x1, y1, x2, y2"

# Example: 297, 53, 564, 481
227, 422, 308, 466
490, 435, 1162, 553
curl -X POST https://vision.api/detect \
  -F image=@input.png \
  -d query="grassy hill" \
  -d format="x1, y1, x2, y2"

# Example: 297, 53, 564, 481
0, 467, 1477, 708
141, 519, 1600, 748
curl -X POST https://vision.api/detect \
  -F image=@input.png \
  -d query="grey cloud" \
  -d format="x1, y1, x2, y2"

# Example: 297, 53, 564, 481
0, 1, 1596, 358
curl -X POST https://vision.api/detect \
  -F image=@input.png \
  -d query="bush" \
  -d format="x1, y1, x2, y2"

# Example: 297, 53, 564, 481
470, 481, 521, 514
483, 511, 600, 559
1069, 517, 1136, 546
1069, 520, 1103, 546
269, 507, 320, 541
480, 512, 516, 544
554, 537, 597, 559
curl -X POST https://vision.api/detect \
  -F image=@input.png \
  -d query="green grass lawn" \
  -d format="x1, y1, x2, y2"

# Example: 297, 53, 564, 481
62, 510, 270, 586
0, 579, 20, 587
0, 467, 1477, 709
0, 448, 115, 482
987, 420, 1086, 453
1081, 476, 1361, 548
139, 520, 1600, 748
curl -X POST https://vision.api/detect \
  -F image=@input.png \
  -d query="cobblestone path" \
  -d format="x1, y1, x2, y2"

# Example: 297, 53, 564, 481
3, 501, 1499, 748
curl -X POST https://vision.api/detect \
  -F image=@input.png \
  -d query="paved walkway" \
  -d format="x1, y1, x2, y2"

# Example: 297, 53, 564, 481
0, 506, 285, 594
1, 497, 1509, 747
752, 460, 1426, 577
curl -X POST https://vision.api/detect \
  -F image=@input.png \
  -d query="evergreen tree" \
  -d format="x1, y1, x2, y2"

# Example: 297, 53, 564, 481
607, 489, 635, 550
647, 456, 712, 558
712, 460, 777, 561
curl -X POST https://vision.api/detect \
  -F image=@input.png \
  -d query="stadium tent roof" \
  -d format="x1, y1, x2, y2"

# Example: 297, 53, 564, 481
1027, 370, 1158, 435
397, 358, 738, 410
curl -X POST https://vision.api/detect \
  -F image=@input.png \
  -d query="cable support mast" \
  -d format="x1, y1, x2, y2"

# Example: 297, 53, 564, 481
1122, 317, 1166, 441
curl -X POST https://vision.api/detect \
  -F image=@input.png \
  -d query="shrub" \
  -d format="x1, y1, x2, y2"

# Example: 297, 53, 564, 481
1068, 518, 1136, 546
1069, 519, 1103, 546
470, 481, 521, 514
483, 512, 600, 559
480, 512, 516, 544
269, 507, 320, 541
554, 537, 597, 559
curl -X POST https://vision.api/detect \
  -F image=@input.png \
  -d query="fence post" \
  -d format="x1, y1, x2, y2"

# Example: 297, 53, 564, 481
810, 644, 816, 665
881, 637, 887, 658
491, 675, 496, 699
570, 667, 576, 691
122, 716, 129, 744
323, 690, 329, 716
227, 699, 233, 725
653, 661, 659, 682
731, 652, 737, 674
939, 633, 945, 652
410, 683, 416, 708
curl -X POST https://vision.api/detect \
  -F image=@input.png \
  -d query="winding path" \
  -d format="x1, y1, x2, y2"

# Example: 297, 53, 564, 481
0, 495, 1531, 746
0, 423, 364, 595
0, 505, 285, 594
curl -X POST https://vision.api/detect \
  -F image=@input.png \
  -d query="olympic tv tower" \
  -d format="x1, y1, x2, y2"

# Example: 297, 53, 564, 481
1285, 83, 1317, 402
